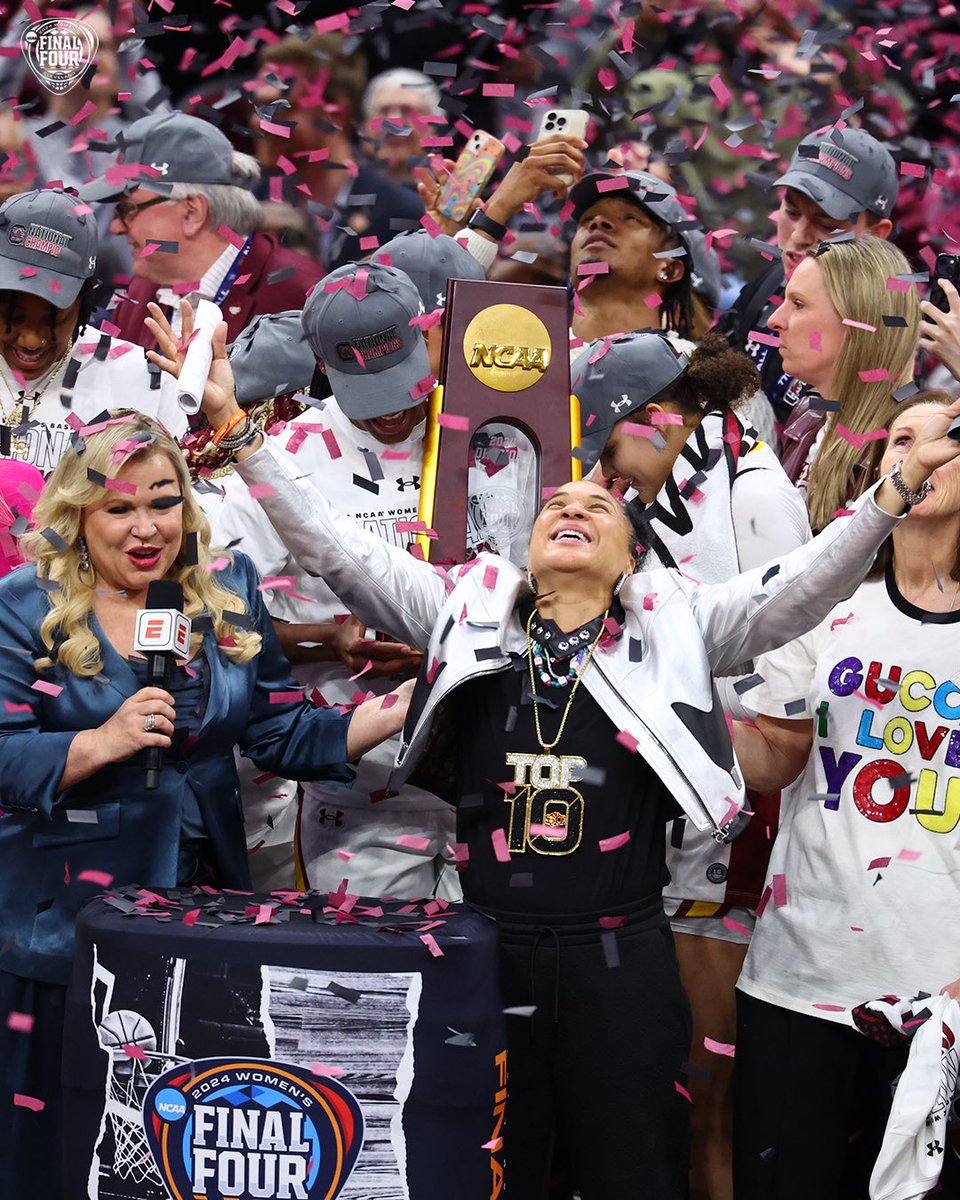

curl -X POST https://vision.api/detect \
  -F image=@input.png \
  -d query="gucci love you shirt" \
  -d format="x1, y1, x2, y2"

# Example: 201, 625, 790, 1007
739, 571, 960, 1022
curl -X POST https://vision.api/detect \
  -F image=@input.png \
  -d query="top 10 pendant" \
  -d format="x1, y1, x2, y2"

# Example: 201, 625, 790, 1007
21, 18, 98, 95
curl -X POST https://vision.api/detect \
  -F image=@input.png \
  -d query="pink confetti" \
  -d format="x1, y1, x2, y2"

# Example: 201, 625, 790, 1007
674, 1081, 693, 1103
396, 835, 431, 851
615, 730, 639, 753
771, 874, 788, 907
812, 1003, 846, 1013
722, 914, 751, 938
14, 1094, 44, 1112
598, 914, 628, 928
482, 565, 499, 590
3, 701, 33, 714
748, 330, 780, 348
704, 1037, 736, 1057
420, 932, 444, 957
868, 856, 891, 870
709, 75, 731, 105
886, 277, 913, 293
314, 11, 350, 32
437, 412, 470, 432
642, 593, 657, 611
182, 909, 201, 927
269, 690, 304, 704
31, 680, 63, 697
809, 332, 822, 352
835, 424, 886, 448
899, 161, 926, 178
897, 848, 923, 862
843, 319, 878, 333
6, 1012, 34, 1033
122, 1043, 147, 1061
491, 828, 511, 863
830, 612, 854, 631
599, 830, 631, 852
247, 483, 276, 500
321, 429, 342, 460
207, 556, 230, 572
310, 1062, 346, 1077
254, 904, 275, 925
643, 293, 663, 309
77, 870, 114, 887
482, 83, 515, 97
103, 478, 137, 495
620, 421, 657, 440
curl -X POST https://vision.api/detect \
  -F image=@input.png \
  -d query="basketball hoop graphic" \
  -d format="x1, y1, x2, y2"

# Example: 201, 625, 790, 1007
20, 18, 98, 96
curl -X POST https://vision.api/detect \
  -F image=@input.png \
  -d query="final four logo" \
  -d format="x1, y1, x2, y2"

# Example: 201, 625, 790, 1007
20, 19, 98, 95
143, 1058, 365, 1200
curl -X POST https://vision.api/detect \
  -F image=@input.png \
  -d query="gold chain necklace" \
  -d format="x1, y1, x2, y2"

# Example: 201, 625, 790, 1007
525, 605, 608, 752
0, 340, 75, 428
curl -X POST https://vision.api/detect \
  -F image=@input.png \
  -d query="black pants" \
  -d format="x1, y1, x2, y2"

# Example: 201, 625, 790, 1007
487, 895, 692, 1200
734, 990, 960, 1200
0, 970, 67, 1200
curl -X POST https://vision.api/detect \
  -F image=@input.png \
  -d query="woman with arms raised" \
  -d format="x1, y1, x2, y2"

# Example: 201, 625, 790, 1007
0, 411, 410, 1198
147, 300, 960, 1200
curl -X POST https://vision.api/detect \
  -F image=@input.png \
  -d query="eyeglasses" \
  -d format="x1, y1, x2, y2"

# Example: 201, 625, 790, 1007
113, 195, 169, 229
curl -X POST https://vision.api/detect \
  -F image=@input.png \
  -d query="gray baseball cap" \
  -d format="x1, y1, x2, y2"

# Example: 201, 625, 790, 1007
81, 112, 243, 202
0, 188, 98, 306
572, 331, 689, 471
775, 129, 898, 221
228, 311, 315, 406
301, 262, 431, 420
370, 229, 486, 312
569, 170, 697, 253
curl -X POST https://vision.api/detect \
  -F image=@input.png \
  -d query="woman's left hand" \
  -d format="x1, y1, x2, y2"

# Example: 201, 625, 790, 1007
144, 300, 241, 431
941, 978, 960, 1002
345, 678, 416, 760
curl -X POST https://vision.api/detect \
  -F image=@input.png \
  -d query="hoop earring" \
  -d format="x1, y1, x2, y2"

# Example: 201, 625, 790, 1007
78, 537, 91, 575
613, 571, 630, 597
527, 570, 538, 595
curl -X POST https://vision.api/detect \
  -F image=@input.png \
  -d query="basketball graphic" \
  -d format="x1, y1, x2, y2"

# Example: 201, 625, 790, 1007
97, 1009, 158, 1058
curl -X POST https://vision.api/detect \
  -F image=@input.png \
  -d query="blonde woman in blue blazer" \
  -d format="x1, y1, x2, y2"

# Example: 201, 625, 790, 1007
0, 411, 410, 1197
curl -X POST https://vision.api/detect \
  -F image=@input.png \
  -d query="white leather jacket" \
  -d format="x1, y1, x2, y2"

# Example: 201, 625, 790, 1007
235, 442, 901, 841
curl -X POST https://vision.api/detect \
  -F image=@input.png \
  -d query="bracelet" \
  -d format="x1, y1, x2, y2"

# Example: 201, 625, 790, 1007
466, 207, 507, 242
220, 420, 261, 455
890, 458, 933, 509
210, 408, 247, 446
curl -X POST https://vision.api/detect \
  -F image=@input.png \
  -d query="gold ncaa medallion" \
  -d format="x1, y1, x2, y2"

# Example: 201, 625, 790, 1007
463, 304, 552, 393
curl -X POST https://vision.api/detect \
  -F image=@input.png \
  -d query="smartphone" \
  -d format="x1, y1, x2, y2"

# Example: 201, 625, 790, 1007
436, 130, 505, 222
928, 253, 960, 316
532, 108, 589, 189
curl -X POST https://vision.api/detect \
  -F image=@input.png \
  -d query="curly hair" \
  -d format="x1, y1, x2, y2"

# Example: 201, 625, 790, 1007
20, 412, 261, 677
655, 331, 760, 420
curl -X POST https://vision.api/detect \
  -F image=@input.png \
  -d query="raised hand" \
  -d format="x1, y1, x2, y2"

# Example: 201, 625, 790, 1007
144, 300, 242, 431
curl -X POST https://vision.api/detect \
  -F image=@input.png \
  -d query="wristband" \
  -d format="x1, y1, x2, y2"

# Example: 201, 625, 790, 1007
467, 207, 507, 242
210, 408, 247, 446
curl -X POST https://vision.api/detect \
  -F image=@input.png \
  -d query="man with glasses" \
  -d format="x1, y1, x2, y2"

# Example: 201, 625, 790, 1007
83, 112, 324, 349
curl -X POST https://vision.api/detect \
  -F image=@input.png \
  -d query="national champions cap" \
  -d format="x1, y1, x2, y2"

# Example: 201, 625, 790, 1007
81, 112, 243, 202
568, 170, 698, 255
370, 228, 486, 313
774, 128, 899, 221
572, 330, 689, 472
0, 188, 98, 307
301, 262, 431, 420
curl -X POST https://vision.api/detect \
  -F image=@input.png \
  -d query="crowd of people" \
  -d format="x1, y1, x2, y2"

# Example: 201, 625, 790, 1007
0, 1, 959, 1198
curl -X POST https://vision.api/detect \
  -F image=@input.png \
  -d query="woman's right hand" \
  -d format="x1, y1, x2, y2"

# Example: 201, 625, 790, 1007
483, 134, 588, 227
97, 687, 176, 765
144, 300, 242, 432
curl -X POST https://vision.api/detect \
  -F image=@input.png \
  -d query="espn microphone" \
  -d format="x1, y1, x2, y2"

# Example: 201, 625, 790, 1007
133, 580, 191, 790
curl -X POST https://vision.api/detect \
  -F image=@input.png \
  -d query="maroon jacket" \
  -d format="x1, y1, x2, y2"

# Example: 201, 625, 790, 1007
106, 232, 324, 350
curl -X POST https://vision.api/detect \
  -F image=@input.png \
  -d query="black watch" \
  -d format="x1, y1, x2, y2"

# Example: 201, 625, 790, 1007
466, 207, 507, 241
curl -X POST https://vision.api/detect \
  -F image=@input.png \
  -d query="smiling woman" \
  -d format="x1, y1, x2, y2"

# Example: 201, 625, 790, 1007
149, 293, 960, 1199
0, 411, 413, 1196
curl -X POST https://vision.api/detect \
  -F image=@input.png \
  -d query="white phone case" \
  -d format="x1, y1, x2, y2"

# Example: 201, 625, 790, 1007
532, 108, 589, 187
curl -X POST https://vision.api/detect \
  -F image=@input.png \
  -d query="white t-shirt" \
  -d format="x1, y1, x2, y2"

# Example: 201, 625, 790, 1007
738, 570, 960, 1024
0, 328, 185, 475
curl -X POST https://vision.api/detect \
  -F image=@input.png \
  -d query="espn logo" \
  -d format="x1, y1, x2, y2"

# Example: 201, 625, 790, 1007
133, 609, 191, 656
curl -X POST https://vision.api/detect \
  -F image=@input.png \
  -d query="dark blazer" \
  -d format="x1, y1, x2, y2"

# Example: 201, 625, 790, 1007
0, 553, 352, 984
106, 232, 325, 350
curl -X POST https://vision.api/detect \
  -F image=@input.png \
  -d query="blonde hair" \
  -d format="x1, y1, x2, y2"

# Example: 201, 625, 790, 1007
21, 412, 261, 676
804, 236, 919, 531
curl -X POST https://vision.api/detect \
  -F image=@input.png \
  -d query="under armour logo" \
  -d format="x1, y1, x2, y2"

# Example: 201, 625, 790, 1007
435, 291, 445, 309
151, 161, 169, 175
87, 255, 96, 270
316, 808, 344, 827
610, 395, 632, 413
875, 194, 888, 209
395, 476, 420, 492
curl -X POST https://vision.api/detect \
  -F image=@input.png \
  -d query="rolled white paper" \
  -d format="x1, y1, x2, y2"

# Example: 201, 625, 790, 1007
176, 299, 223, 414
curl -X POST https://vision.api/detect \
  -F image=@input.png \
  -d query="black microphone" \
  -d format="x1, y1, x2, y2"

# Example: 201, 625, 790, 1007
133, 580, 190, 790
